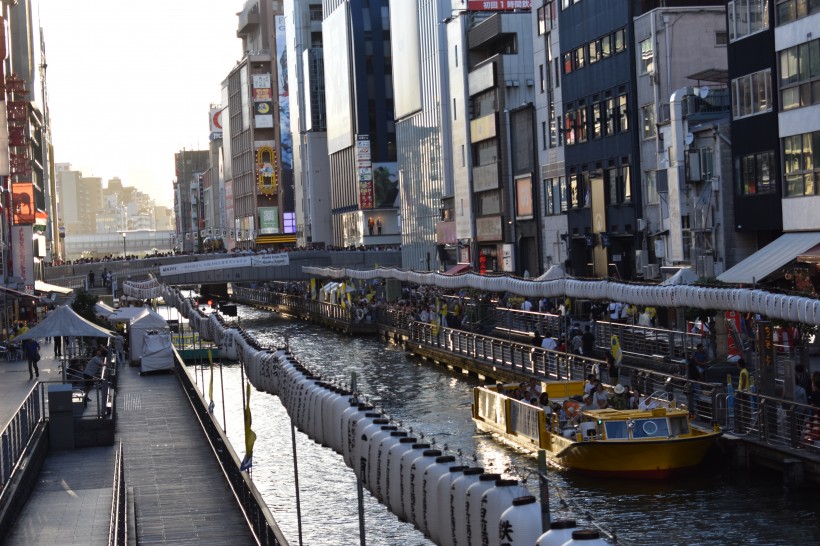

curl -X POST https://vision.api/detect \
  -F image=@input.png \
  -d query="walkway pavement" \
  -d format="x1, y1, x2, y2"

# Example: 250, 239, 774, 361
0, 341, 258, 545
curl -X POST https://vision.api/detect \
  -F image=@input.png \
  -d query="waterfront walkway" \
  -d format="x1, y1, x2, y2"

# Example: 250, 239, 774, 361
0, 345, 258, 545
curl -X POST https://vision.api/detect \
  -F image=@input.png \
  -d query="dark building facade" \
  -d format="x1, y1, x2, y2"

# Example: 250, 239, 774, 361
725, 0, 781, 242
559, 1, 642, 279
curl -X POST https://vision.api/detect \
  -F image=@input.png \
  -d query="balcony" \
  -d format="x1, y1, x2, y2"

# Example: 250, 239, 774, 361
237, 10, 260, 37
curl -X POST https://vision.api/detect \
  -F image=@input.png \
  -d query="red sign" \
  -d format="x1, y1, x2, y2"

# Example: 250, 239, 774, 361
11, 182, 35, 225
467, 0, 531, 10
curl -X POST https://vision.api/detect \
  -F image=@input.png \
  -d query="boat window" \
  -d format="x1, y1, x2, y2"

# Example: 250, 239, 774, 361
668, 416, 690, 436
632, 418, 669, 439
603, 420, 629, 439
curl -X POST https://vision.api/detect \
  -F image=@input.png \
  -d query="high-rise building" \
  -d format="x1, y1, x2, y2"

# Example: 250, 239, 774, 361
322, 0, 398, 249
173, 149, 209, 252
285, 0, 331, 248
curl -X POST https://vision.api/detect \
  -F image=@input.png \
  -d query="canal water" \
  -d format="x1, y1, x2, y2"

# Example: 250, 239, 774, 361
188, 304, 820, 546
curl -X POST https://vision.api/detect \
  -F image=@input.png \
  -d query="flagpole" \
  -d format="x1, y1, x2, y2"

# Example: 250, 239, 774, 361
290, 420, 304, 546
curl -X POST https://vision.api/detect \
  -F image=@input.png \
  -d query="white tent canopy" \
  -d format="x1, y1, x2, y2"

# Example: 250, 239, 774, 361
13, 305, 115, 340
95, 301, 116, 318
660, 268, 699, 286
129, 308, 170, 363
109, 305, 150, 324
140, 333, 174, 373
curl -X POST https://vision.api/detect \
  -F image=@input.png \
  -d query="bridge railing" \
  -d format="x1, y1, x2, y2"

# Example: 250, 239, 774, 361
0, 385, 44, 498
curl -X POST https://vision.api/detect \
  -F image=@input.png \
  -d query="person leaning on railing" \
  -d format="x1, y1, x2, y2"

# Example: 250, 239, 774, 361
81, 349, 105, 401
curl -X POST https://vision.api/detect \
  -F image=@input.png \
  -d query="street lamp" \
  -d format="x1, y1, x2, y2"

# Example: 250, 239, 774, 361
122, 232, 126, 259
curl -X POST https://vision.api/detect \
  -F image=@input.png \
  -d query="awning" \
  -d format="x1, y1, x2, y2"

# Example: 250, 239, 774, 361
0, 285, 38, 300
443, 263, 471, 276
717, 232, 820, 284
34, 280, 73, 295
256, 234, 297, 244
796, 244, 820, 264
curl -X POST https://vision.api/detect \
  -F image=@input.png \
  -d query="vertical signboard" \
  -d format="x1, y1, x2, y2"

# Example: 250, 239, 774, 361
12, 225, 33, 289
275, 16, 292, 175
757, 320, 775, 395
11, 182, 35, 225
252, 74, 274, 128
356, 136, 374, 209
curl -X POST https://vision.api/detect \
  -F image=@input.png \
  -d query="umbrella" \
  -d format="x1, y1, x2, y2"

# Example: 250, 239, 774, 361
14, 305, 115, 341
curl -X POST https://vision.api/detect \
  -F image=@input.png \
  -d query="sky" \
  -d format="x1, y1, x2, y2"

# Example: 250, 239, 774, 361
37, 0, 244, 208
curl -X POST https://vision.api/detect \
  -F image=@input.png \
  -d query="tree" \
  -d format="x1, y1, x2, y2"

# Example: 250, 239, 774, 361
71, 288, 101, 325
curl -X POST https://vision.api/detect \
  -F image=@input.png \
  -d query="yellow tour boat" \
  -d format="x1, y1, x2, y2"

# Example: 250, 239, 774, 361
472, 382, 722, 479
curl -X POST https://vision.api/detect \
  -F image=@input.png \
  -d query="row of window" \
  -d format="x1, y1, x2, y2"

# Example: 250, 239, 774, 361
776, 0, 820, 25
731, 68, 773, 119
564, 93, 628, 146
728, 0, 769, 42
779, 38, 820, 111
562, 28, 627, 76
784, 130, 820, 197
736, 151, 776, 195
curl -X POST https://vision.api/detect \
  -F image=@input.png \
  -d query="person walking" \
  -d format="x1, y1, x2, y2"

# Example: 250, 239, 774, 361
54, 335, 63, 358
22, 338, 40, 380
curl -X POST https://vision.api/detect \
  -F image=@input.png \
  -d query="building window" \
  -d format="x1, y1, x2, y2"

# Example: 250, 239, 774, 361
604, 97, 615, 136
779, 38, 820, 111
565, 108, 577, 146
618, 94, 629, 133
728, 0, 770, 42
645, 170, 659, 204
776, 0, 820, 25
731, 69, 772, 118
575, 46, 586, 69
542, 121, 548, 150
622, 164, 632, 203
639, 38, 654, 74
592, 102, 602, 139
563, 52, 573, 75
539, 64, 546, 93
545, 177, 565, 215
716, 31, 728, 46
735, 150, 776, 194
578, 103, 588, 143
601, 34, 612, 59
606, 167, 618, 205
783, 131, 819, 196
589, 40, 600, 64
614, 29, 626, 53
641, 104, 656, 139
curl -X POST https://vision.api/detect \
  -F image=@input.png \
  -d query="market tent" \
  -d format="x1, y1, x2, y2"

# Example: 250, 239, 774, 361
660, 268, 699, 286
108, 305, 149, 324
13, 305, 115, 340
129, 308, 170, 363
95, 301, 116, 318
140, 333, 174, 373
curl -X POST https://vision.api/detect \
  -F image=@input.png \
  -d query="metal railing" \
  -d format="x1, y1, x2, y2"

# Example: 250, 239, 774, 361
595, 320, 705, 361
108, 442, 126, 546
0, 385, 44, 497
234, 288, 820, 458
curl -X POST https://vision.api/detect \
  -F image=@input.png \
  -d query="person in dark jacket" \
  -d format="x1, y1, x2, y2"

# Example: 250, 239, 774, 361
22, 338, 40, 380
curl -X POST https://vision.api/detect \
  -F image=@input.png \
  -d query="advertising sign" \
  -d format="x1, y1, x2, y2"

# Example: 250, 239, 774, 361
356, 136, 374, 209
209, 107, 223, 140
11, 182, 35, 225
467, 0, 531, 10
275, 15, 293, 175
11, 224, 34, 287
259, 207, 280, 235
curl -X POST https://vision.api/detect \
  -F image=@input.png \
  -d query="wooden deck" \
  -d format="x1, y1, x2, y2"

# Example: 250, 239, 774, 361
115, 364, 258, 545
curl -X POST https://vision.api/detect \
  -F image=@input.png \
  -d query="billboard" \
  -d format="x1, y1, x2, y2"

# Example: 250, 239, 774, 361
12, 224, 34, 289
515, 175, 533, 218
372, 162, 399, 208
257, 146, 277, 195
209, 107, 223, 141
466, 1, 531, 10
259, 206, 280, 235
11, 182, 35, 225
356, 136, 374, 209
275, 15, 293, 174
389, 0, 422, 119
323, 4, 353, 154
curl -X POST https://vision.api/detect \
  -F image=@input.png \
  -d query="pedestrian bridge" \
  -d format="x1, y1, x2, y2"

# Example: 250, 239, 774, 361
44, 250, 402, 289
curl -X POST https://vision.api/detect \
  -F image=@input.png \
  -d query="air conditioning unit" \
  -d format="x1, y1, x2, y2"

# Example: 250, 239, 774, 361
643, 264, 660, 279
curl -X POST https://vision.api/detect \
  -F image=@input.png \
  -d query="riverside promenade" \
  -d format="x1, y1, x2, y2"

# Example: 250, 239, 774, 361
0, 345, 266, 545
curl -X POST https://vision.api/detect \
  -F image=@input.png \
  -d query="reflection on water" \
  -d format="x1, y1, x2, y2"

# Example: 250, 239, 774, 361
191, 305, 820, 546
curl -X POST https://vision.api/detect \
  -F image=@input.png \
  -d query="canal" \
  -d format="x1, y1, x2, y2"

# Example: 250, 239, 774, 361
188, 304, 820, 546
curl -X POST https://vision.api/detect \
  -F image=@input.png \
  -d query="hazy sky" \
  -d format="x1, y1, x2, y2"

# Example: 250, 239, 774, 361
38, 0, 244, 208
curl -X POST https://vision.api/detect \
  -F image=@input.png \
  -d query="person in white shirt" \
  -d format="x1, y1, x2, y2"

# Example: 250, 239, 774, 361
541, 333, 557, 351
521, 298, 533, 312
608, 302, 622, 321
